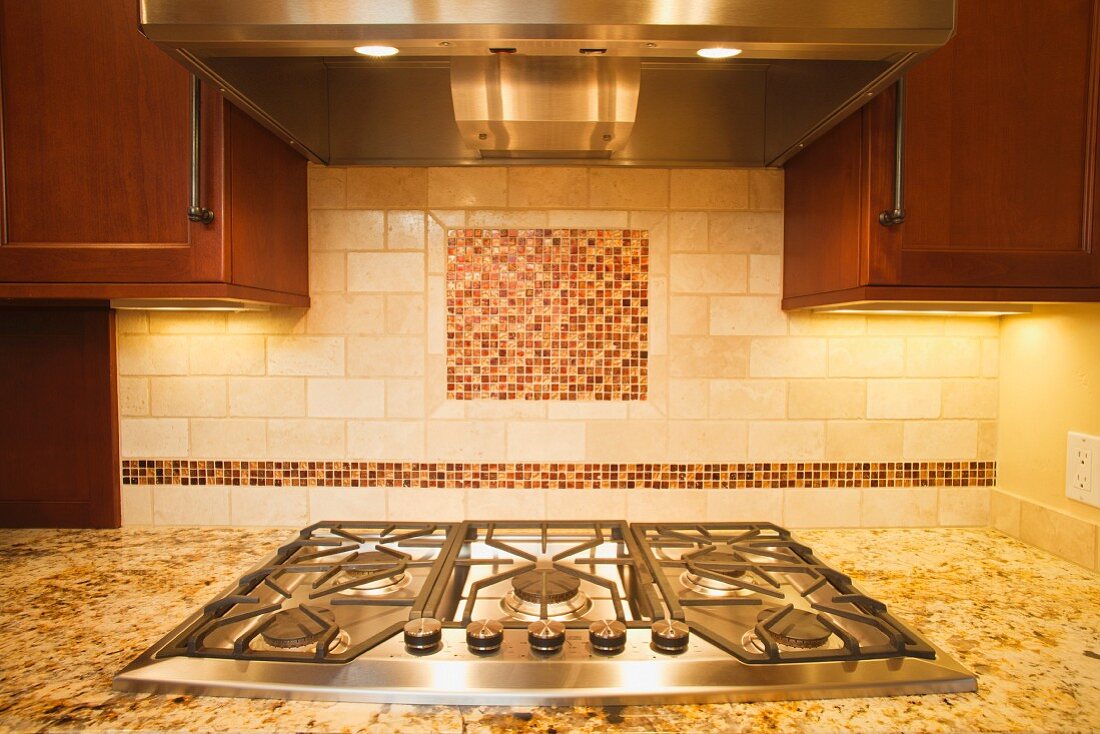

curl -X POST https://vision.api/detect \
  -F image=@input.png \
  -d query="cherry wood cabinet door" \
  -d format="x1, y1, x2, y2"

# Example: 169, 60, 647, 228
0, 0, 223, 283
868, 0, 1100, 288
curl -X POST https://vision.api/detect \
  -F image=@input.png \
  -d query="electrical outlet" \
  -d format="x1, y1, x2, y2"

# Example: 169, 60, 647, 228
1065, 432, 1100, 508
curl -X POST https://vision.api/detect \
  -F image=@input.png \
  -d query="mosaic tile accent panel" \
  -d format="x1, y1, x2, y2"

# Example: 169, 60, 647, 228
123, 460, 996, 490
446, 228, 648, 400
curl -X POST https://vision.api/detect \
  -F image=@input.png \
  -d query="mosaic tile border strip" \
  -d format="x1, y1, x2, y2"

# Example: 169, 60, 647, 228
446, 228, 648, 401
122, 460, 996, 489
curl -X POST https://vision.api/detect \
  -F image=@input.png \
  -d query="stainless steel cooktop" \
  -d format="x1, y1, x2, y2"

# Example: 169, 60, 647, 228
113, 521, 976, 705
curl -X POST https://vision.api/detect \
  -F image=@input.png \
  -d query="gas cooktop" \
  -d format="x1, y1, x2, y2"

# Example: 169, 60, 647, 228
114, 521, 976, 705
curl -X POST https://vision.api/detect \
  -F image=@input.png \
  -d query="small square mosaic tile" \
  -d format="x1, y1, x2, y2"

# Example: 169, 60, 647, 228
446, 228, 648, 400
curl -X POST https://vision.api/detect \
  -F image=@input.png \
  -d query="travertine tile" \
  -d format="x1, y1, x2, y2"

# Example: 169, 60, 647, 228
788, 380, 865, 420
709, 379, 786, 419
1019, 500, 1097, 569
903, 421, 979, 460
747, 421, 825, 461
191, 418, 266, 458
784, 489, 861, 528
669, 378, 708, 419
706, 489, 783, 524
586, 422, 667, 461
117, 335, 188, 375
307, 163, 346, 208
627, 489, 707, 522
466, 210, 549, 228
385, 379, 425, 418
748, 168, 783, 211
650, 276, 668, 355
384, 294, 425, 335
547, 402, 628, 420
506, 422, 586, 461
826, 421, 904, 461
865, 315, 945, 336
669, 254, 747, 293
943, 316, 1001, 336
267, 336, 344, 376
977, 420, 998, 461
150, 377, 226, 417
308, 487, 387, 523
346, 168, 427, 208
425, 421, 506, 460
190, 335, 265, 375
305, 294, 385, 335
507, 167, 588, 207
465, 400, 546, 420
466, 488, 546, 520
230, 486, 308, 526
119, 418, 188, 457
118, 377, 150, 416
667, 421, 748, 461
828, 337, 905, 377
120, 485, 153, 526
385, 211, 425, 250
348, 421, 424, 460
148, 312, 226, 334
115, 310, 149, 334
709, 295, 787, 335
347, 252, 424, 293
629, 210, 668, 275
547, 209, 628, 227
268, 419, 345, 460
589, 168, 668, 208
906, 337, 982, 377
309, 251, 346, 293
861, 488, 938, 527
387, 488, 464, 521
938, 488, 990, 527
981, 338, 1000, 377
229, 377, 306, 417
866, 379, 941, 419
668, 211, 708, 252
990, 490, 1021, 537
545, 489, 626, 520
748, 254, 782, 294
670, 296, 709, 335
153, 485, 229, 525
941, 379, 999, 418
428, 167, 507, 208
670, 169, 749, 209
227, 309, 307, 335
309, 210, 384, 250
787, 312, 866, 336
668, 336, 750, 378
749, 338, 827, 377
708, 212, 783, 254
347, 336, 425, 377
307, 378, 385, 418
427, 276, 445, 354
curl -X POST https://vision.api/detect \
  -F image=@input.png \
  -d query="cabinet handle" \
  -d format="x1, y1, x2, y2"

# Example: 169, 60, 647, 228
878, 77, 907, 227
187, 76, 215, 225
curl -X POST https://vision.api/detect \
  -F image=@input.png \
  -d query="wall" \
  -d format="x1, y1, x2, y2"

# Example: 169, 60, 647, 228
118, 165, 996, 528
995, 304, 1100, 570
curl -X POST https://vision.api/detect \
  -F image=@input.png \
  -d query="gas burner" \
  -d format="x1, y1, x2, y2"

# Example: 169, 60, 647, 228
336, 550, 411, 597
501, 568, 592, 621
742, 609, 838, 653
255, 606, 350, 653
680, 549, 755, 597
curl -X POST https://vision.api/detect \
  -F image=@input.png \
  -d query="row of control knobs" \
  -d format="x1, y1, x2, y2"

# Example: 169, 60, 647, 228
402, 617, 690, 655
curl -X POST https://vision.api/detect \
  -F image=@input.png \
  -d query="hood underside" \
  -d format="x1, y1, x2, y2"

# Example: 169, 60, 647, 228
139, 1, 955, 166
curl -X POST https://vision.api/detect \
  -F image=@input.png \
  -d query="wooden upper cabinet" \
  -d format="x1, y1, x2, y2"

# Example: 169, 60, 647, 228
0, 0, 308, 306
784, 0, 1100, 309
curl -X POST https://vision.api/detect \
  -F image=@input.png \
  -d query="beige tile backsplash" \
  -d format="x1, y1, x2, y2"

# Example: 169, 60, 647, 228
119, 165, 1001, 528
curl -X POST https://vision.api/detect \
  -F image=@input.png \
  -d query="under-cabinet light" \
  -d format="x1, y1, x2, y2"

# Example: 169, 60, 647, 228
354, 45, 399, 57
696, 47, 742, 59
815, 303, 1033, 317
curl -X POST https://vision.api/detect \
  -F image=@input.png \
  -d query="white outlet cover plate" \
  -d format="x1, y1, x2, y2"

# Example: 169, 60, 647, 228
1065, 431, 1100, 508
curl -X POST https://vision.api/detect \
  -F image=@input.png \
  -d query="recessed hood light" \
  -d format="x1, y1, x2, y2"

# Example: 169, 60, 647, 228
354, 45, 399, 57
696, 47, 742, 59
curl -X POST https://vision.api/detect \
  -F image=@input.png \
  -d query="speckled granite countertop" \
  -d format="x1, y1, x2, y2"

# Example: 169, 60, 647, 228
0, 526, 1097, 734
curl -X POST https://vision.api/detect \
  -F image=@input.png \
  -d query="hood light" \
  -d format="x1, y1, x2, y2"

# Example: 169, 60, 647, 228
697, 47, 742, 59
354, 45, 399, 57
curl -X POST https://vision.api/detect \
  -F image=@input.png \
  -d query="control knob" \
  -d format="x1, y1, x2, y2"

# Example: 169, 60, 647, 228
403, 617, 442, 652
465, 619, 504, 653
527, 619, 566, 654
651, 619, 690, 654
588, 619, 627, 654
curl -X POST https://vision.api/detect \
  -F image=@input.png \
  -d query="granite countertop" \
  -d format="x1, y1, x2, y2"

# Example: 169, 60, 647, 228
0, 526, 1097, 734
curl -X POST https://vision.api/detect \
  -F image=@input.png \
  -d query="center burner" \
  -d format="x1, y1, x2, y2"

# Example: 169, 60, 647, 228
680, 549, 753, 597
255, 605, 349, 653
502, 568, 592, 620
336, 550, 412, 597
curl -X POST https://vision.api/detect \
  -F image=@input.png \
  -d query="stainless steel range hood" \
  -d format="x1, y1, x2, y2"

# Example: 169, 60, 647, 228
138, 1, 956, 167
